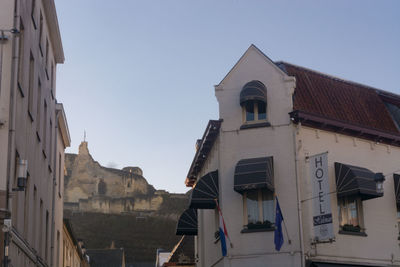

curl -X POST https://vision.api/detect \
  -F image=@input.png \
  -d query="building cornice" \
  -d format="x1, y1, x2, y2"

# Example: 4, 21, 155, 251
289, 110, 400, 146
42, 0, 64, 63
56, 103, 70, 148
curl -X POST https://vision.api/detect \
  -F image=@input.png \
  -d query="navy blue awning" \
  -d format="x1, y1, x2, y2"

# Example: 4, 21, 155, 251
335, 162, 382, 201
176, 209, 197, 236
240, 80, 267, 106
189, 170, 218, 209
234, 157, 274, 193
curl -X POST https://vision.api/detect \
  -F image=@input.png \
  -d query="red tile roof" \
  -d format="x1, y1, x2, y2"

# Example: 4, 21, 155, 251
277, 62, 400, 135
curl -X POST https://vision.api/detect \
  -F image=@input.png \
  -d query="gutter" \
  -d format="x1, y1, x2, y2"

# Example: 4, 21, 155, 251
293, 124, 305, 267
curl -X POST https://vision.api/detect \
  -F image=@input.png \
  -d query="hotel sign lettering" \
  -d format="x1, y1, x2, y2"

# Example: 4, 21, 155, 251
310, 152, 334, 241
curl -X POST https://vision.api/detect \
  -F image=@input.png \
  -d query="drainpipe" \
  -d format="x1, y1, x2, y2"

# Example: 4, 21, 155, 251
50, 107, 59, 267
5, 0, 19, 266
293, 125, 305, 267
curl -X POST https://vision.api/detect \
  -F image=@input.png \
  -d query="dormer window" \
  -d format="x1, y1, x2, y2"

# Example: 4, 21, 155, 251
240, 81, 269, 127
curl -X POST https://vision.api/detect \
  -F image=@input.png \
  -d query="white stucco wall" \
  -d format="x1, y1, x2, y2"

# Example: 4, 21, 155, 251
297, 126, 400, 266
196, 46, 302, 267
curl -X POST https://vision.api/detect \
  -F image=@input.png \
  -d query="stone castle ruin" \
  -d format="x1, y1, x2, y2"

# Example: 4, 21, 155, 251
64, 141, 186, 215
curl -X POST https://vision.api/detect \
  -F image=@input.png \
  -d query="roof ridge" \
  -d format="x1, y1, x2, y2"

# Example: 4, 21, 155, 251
275, 61, 400, 98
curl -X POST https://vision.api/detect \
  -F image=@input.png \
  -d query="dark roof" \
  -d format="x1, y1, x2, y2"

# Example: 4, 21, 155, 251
86, 249, 124, 267
277, 62, 400, 145
164, 236, 195, 266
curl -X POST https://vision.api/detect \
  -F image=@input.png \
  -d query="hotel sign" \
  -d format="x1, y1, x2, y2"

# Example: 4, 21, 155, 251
310, 152, 334, 241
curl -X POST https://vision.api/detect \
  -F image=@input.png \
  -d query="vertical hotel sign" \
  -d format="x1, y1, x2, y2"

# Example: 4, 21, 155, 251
310, 152, 334, 241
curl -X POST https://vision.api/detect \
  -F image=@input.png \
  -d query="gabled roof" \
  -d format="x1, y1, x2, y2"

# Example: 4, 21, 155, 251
215, 44, 287, 88
277, 61, 400, 145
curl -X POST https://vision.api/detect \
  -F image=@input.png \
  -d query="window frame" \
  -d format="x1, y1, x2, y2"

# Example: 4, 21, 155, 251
337, 196, 366, 235
242, 189, 275, 232
242, 100, 268, 124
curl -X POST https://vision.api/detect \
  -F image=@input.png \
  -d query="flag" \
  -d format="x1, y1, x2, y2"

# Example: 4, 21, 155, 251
219, 213, 228, 256
215, 201, 231, 256
274, 196, 284, 251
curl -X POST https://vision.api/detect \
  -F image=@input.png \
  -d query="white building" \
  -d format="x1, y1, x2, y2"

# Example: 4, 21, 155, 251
176, 45, 400, 267
0, 0, 70, 266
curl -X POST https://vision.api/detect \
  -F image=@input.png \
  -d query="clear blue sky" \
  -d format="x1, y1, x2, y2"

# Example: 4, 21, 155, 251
55, 0, 400, 193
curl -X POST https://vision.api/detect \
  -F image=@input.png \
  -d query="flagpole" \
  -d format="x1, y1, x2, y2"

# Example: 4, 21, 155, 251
282, 217, 292, 245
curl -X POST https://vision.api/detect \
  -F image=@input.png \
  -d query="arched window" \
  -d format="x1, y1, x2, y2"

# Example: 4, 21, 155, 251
240, 81, 267, 123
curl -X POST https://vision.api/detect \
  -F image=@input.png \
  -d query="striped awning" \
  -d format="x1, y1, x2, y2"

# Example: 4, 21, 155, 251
240, 80, 267, 106
234, 157, 274, 193
394, 174, 400, 205
176, 209, 197, 236
335, 162, 383, 201
189, 170, 218, 209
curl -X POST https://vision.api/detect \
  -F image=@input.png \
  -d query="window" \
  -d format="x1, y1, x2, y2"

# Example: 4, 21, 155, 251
58, 153, 62, 197
39, 199, 43, 256
240, 80, 268, 126
28, 52, 34, 120
338, 196, 364, 233
243, 189, 274, 231
17, 19, 25, 95
45, 210, 49, 261
45, 39, 49, 78
36, 80, 41, 139
39, 11, 43, 55
57, 231, 60, 265
33, 186, 37, 250
243, 101, 267, 122
23, 173, 30, 237
43, 100, 47, 157
31, 0, 37, 29
397, 206, 400, 239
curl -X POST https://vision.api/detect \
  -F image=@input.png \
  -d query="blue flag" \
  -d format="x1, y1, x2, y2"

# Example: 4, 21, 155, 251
274, 196, 284, 251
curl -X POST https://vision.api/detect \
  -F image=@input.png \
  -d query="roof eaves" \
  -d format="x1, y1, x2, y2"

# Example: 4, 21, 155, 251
185, 119, 222, 187
290, 110, 400, 146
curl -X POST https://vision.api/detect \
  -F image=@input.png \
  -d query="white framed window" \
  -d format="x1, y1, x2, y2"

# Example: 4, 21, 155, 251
338, 196, 364, 233
242, 101, 267, 123
243, 189, 274, 230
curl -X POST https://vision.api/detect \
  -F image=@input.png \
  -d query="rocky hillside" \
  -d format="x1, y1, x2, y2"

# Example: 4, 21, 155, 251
63, 141, 189, 265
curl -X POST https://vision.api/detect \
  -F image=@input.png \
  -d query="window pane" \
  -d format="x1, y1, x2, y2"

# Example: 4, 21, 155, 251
246, 191, 259, 224
348, 199, 358, 226
262, 190, 274, 223
245, 102, 254, 121
258, 102, 266, 120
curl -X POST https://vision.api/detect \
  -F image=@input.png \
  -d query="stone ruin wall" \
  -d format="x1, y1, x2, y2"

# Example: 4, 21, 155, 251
64, 142, 172, 215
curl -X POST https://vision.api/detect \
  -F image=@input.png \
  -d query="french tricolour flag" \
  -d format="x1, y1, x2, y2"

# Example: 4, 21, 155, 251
216, 201, 231, 257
